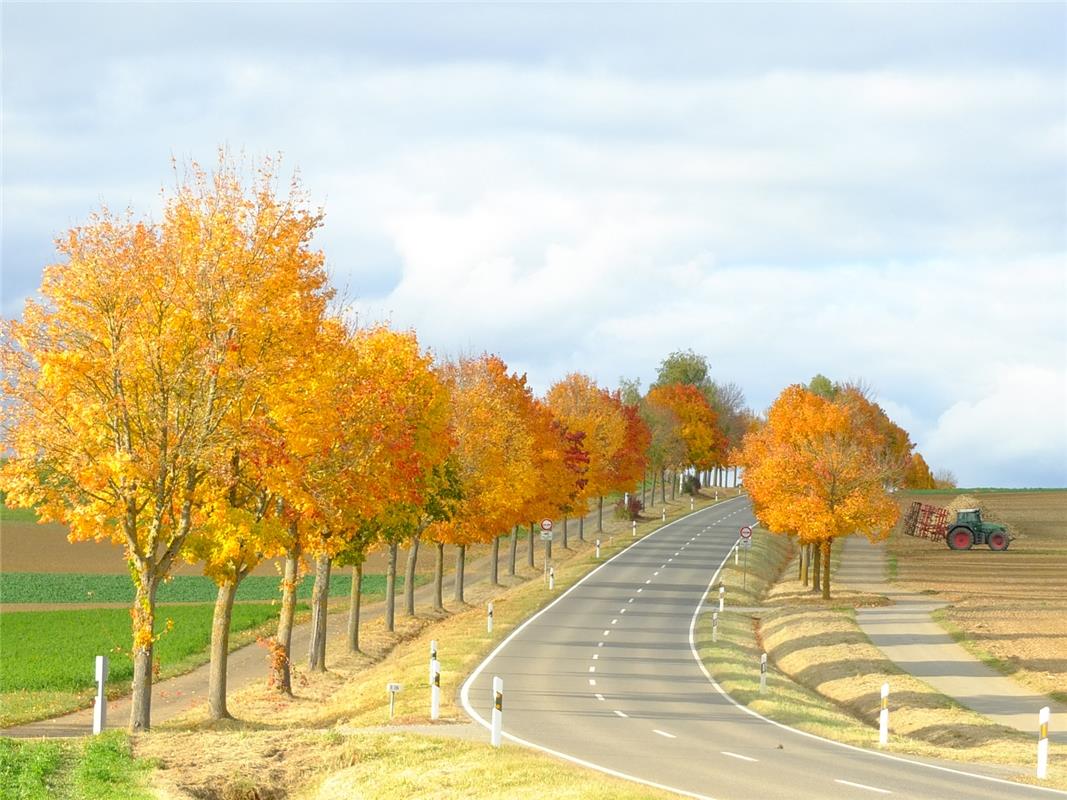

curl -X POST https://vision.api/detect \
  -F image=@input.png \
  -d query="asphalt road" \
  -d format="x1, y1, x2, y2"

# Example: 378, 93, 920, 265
463, 497, 1064, 800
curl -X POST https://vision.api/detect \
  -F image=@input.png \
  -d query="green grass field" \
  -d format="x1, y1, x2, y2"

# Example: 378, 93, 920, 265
0, 603, 295, 694
0, 731, 153, 800
1, 572, 426, 605
0, 602, 307, 726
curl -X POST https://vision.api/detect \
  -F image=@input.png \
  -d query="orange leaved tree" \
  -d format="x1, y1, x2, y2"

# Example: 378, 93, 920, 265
0, 155, 328, 730
426, 355, 539, 603
646, 382, 723, 496
739, 385, 900, 599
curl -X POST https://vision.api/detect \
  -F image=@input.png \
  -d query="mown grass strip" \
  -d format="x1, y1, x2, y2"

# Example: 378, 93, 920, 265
0, 572, 427, 605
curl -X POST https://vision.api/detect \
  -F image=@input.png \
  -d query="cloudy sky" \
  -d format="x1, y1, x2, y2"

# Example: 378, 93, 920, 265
3, 2, 1065, 487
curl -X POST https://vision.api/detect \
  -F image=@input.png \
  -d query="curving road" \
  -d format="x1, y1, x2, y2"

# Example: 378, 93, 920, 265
462, 496, 1064, 800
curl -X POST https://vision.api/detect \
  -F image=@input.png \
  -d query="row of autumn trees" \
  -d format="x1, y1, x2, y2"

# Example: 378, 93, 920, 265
739, 375, 945, 599
0, 156, 741, 732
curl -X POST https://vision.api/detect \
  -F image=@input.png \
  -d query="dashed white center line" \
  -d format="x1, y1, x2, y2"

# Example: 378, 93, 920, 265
603, 630, 610, 636
589, 666, 596, 672
720, 751, 758, 762
637, 588, 643, 593
593, 653, 599, 660
597, 641, 604, 647
628, 598, 634, 603
652, 729, 676, 739
595, 693, 605, 701
611, 619, 618, 624
660, 564, 666, 568
589, 678, 596, 686
668, 558, 673, 562
645, 579, 651, 584
834, 779, 891, 795
674, 552, 680, 556
614, 710, 628, 718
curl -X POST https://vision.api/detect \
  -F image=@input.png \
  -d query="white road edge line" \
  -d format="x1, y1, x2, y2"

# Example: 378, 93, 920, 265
684, 504, 1067, 797
835, 779, 891, 795
653, 729, 676, 739
460, 495, 749, 800
720, 751, 757, 762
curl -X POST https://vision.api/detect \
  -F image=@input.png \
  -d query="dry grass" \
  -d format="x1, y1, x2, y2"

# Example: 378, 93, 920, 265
136, 491, 725, 799
888, 490, 1067, 700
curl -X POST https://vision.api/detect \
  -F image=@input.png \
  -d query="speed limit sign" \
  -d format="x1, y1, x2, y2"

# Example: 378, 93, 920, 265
540, 518, 553, 532
740, 526, 753, 540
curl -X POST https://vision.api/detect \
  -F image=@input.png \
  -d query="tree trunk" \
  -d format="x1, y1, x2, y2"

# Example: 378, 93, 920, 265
527, 523, 535, 568
509, 525, 518, 577
797, 542, 805, 582
348, 563, 362, 652
273, 537, 300, 694
660, 469, 667, 504
404, 535, 420, 617
579, 514, 585, 543
490, 535, 500, 586
812, 545, 821, 594
128, 570, 159, 731
207, 578, 239, 720
650, 469, 656, 508
562, 516, 568, 550
433, 542, 445, 612
642, 468, 648, 507
597, 496, 604, 534
385, 542, 398, 632
454, 544, 466, 604
308, 554, 331, 672
799, 542, 809, 586
821, 539, 832, 600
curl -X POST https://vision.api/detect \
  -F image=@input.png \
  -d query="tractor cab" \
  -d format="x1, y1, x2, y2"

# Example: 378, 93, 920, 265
947, 508, 1010, 551
956, 509, 982, 525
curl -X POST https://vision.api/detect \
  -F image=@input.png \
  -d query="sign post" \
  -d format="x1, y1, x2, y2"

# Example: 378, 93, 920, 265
93, 656, 108, 734
430, 659, 441, 720
879, 682, 890, 746
491, 676, 504, 747
1038, 706, 1050, 779
740, 527, 753, 589
386, 682, 402, 719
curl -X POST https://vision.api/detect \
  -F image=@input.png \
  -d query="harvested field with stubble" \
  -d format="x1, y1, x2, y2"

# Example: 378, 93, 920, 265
888, 490, 1067, 700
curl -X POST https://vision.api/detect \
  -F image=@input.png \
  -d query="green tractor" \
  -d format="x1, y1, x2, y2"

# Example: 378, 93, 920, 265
946, 508, 1010, 551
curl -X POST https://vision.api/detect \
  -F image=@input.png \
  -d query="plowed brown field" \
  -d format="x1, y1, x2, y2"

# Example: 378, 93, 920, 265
888, 490, 1067, 700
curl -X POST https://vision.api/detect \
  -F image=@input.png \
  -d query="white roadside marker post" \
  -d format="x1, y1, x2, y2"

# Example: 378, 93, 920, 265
491, 677, 504, 747
690, 497, 694, 511
487, 601, 494, 634
715, 491, 719, 502
759, 653, 767, 694
1038, 706, 1050, 779
632, 521, 636, 538
92, 655, 108, 734
430, 659, 441, 720
548, 566, 555, 591
712, 612, 718, 643
879, 682, 889, 746
734, 541, 739, 565
595, 538, 601, 559
429, 640, 437, 683
661, 508, 666, 522
718, 585, 725, 613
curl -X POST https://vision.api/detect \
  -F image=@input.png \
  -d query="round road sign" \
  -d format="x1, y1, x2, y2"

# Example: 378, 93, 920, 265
739, 526, 753, 540
540, 518, 553, 532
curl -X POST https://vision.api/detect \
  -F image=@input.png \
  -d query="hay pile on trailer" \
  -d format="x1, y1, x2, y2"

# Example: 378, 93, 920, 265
943, 494, 1021, 540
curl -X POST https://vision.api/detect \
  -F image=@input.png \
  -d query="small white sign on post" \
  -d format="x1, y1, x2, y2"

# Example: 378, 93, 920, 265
491, 676, 504, 747
430, 659, 441, 720
487, 601, 494, 633
93, 655, 108, 734
759, 653, 768, 694
1038, 706, 1050, 779
386, 682, 402, 719
879, 682, 889, 746
539, 531, 553, 541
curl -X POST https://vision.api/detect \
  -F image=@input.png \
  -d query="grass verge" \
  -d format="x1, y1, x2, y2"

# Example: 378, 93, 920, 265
697, 529, 1067, 790
0, 731, 154, 800
0, 603, 307, 727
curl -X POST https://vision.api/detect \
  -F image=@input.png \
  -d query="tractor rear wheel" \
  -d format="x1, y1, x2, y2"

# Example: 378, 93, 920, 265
988, 532, 1009, 551
947, 527, 973, 550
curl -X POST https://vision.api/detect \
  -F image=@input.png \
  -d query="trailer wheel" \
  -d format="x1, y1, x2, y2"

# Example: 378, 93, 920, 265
947, 527, 973, 550
987, 532, 1009, 551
